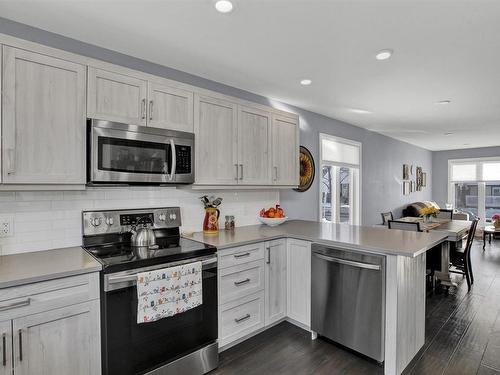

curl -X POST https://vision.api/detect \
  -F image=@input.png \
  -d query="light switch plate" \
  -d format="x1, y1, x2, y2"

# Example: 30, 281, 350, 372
0, 216, 14, 238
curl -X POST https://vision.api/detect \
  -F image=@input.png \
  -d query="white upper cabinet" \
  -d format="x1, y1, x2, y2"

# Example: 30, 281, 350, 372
194, 95, 238, 185
237, 106, 272, 185
87, 67, 148, 126
147, 82, 193, 132
272, 114, 299, 185
2, 46, 86, 184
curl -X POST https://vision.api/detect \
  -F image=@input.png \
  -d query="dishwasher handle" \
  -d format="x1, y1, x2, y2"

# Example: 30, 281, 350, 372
313, 252, 381, 271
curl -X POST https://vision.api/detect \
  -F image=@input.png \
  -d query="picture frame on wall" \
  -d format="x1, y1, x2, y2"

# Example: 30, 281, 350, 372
403, 181, 410, 195
403, 164, 410, 180
422, 172, 427, 187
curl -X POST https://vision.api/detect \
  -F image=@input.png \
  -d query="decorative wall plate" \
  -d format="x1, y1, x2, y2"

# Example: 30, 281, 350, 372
294, 146, 315, 192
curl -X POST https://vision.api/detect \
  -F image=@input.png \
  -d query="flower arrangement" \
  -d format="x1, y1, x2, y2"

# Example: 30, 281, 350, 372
492, 214, 500, 228
420, 206, 440, 222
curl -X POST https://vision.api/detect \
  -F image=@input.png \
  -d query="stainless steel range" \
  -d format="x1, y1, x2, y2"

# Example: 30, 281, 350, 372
82, 207, 218, 375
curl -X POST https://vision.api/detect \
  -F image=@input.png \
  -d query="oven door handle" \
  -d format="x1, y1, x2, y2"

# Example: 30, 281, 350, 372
169, 139, 176, 181
105, 256, 217, 291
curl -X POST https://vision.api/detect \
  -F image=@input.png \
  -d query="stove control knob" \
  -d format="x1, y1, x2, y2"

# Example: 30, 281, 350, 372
158, 213, 166, 221
105, 217, 114, 226
171, 213, 177, 221
91, 217, 102, 227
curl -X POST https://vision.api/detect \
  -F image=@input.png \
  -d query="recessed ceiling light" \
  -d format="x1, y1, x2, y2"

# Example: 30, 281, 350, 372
375, 49, 393, 60
444, 132, 454, 136
300, 79, 312, 86
436, 100, 451, 105
214, 0, 233, 13
350, 108, 372, 114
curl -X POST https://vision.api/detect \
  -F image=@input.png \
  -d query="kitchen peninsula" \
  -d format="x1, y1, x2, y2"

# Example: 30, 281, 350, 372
192, 220, 448, 375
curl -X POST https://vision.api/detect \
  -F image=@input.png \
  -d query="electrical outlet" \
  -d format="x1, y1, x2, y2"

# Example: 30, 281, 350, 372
0, 216, 14, 238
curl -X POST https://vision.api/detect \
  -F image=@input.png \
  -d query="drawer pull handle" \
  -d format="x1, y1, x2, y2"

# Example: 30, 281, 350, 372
2, 333, 6, 367
0, 298, 31, 312
234, 252, 250, 259
234, 278, 251, 286
18, 330, 22, 362
234, 314, 251, 323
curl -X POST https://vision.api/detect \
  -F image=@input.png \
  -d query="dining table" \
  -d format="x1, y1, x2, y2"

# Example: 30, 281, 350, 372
382, 217, 472, 287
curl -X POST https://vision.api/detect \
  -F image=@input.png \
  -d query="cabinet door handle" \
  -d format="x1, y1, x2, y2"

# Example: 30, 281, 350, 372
18, 329, 22, 362
149, 100, 154, 121
266, 247, 271, 264
2, 333, 6, 367
235, 164, 239, 181
0, 298, 30, 312
141, 99, 146, 119
7, 148, 15, 175
274, 166, 278, 181
234, 252, 250, 259
234, 278, 250, 286
239, 164, 243, 180
234, 314, 251, 323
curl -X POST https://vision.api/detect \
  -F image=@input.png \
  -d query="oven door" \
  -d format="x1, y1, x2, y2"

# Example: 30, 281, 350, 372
102, 255, 218, 375
90, 120, 194, 184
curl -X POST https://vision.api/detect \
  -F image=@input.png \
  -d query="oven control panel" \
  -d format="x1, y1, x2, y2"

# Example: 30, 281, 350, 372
82, 207, 182, 236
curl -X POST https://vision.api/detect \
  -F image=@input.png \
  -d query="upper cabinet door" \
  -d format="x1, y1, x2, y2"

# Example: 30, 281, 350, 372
87, 67, 147, 126
194, 95, 238, 185
272, 114, 299, 186
2, 46, 86, 184
238, 106, 272, 185
147, 82, 193, 132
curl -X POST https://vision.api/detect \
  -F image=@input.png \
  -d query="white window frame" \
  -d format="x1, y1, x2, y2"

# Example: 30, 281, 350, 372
448, 156, 500, 224
319, 133, 362, 225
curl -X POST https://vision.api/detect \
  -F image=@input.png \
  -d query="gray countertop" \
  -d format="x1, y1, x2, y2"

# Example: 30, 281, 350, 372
0, 247, 102, 289
189, 220, 448, 257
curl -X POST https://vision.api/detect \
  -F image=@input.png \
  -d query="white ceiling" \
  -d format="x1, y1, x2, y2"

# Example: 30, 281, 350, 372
0, 0, 499, 151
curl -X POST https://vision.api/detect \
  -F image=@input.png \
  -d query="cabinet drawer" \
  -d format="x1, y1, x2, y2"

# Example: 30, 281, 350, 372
0, 273, 99, 320
219, 261, 264, 304
219, 243, 265, 269
219, 291, 264, 347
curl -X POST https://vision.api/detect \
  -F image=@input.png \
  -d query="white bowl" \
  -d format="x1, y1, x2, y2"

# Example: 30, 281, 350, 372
258, 216, 288, 226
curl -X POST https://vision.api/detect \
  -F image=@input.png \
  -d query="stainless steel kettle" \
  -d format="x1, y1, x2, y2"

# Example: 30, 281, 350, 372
130, 216, 157, 248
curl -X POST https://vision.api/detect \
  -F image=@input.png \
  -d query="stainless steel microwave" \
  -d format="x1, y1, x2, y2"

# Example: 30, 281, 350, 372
88, 119, 194, 185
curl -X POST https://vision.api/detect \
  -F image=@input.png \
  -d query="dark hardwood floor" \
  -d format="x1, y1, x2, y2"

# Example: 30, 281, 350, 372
212, 239, 500, 375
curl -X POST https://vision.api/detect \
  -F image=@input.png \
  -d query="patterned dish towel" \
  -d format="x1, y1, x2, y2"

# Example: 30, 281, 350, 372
136, 261, 202, 324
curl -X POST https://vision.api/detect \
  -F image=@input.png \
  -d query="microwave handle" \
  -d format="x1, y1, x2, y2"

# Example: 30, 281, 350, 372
170, 139, 176, 181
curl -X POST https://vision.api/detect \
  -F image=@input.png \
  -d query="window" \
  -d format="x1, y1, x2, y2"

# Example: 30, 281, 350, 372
448, 157, 500, 223
319, 134, 361, 225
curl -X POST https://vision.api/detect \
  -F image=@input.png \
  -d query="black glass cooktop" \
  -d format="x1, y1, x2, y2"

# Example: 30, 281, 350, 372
85, 236, 216, 273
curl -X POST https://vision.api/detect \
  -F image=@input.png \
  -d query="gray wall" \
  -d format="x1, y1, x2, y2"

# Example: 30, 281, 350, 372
280, 111, 432, 224
432, 146, 500, 207
0, 17, 433, 225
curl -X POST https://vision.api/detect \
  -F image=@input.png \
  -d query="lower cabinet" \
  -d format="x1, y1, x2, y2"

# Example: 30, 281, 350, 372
0, 320, 12, 375
218, 238, 306, 349
0, 273, 101, 375
286, 239, 312, 329
265, 239, 287, 325
12, 301, 100, 375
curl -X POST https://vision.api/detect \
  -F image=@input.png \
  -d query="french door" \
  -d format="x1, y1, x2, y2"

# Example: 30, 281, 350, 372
320, 165, 360, 225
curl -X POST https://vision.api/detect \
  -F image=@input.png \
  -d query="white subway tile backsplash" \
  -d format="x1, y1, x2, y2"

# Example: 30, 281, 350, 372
0, 187, 279, 255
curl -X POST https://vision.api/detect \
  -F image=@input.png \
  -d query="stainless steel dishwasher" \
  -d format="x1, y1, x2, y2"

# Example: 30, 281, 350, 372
311, 244, 385, 362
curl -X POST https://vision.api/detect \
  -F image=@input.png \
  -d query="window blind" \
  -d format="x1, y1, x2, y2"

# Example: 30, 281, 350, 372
321, 138, 360, 166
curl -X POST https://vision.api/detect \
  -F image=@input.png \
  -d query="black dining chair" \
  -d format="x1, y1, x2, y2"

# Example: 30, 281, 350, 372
387, 220, 421, 231
387, 220, 438, 289
436, 209, 453, 220
381, 212, 394, 225
449, 218, 479, 290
